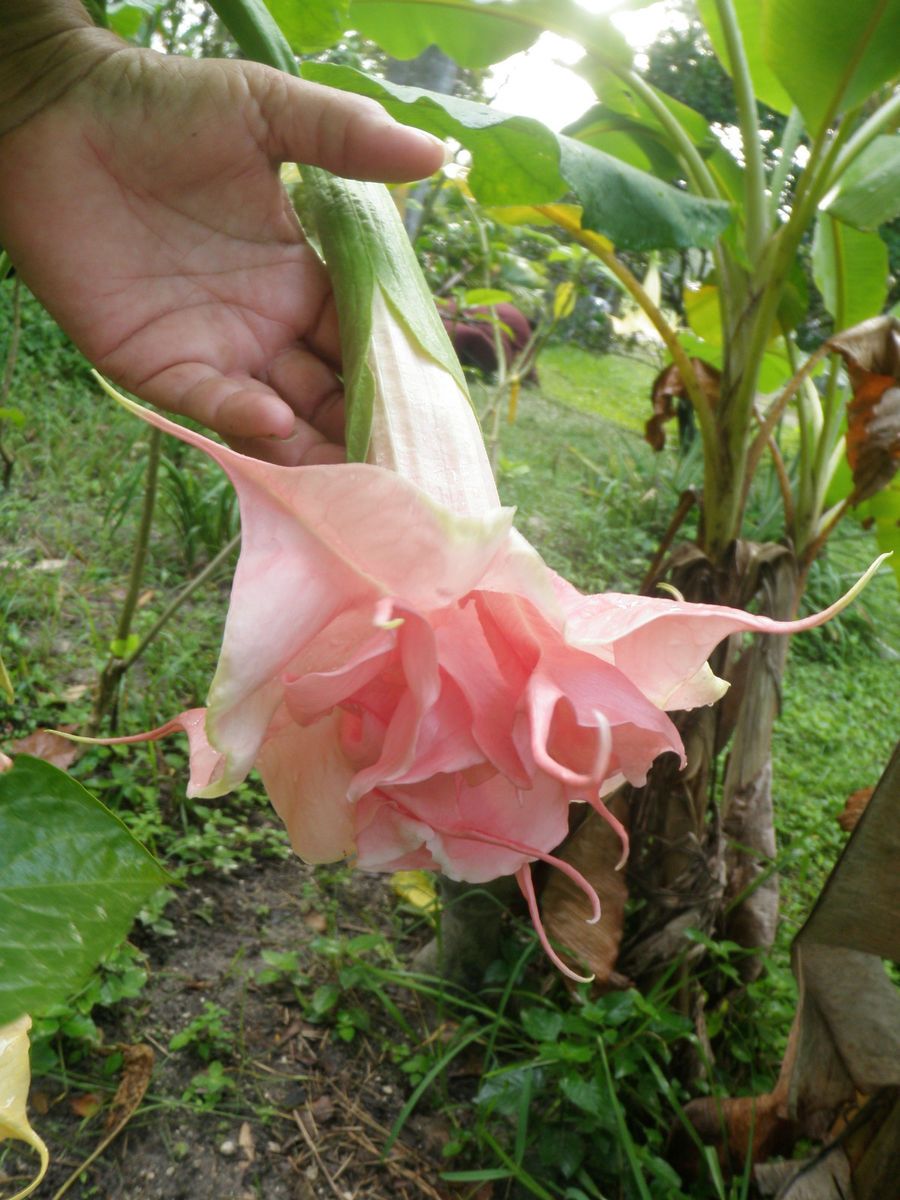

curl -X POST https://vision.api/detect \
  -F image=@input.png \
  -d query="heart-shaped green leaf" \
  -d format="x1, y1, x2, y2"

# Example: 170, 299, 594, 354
0, 756, 166, 1025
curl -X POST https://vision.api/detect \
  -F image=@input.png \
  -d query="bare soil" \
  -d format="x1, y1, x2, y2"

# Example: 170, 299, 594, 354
12, 856, 467, 1200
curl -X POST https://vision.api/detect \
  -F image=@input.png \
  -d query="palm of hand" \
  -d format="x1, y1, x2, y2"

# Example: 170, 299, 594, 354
1, 51, 344, 462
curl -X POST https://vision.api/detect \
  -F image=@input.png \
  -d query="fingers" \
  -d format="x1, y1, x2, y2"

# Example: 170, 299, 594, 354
268, 345, 345, 444
227, 430, 346, 467
138, 363, 298, 441
254, 70, 448, 182
133, 357, 347, 466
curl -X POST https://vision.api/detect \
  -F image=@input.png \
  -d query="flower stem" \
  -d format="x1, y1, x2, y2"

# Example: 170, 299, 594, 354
0, 274, 22, 487
92, 427, 161, 731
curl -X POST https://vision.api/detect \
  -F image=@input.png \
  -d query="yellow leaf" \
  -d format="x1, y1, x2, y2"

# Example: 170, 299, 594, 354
0, 1015, 49, 1199
390, 870, 439, 922
507, 378, 521, 424
487, 203, 584, 228
683, 284, 722, 345
553, 281, 577, 321
447, 175, 475, 201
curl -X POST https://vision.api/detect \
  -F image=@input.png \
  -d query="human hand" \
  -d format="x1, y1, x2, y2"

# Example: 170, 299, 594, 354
0, 16, 445, 463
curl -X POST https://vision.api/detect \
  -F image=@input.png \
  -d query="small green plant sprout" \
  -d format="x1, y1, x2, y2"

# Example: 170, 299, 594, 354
181, 1060, 237, 1111
254, 949, 309, 989
168, 1001, 233, 1063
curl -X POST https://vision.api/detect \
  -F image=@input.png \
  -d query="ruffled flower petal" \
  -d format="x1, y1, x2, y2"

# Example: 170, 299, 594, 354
97, 382, 882, 976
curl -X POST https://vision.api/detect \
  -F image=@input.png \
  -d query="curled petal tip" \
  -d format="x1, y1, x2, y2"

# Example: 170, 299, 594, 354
587, 911, 602, 926
517, 864, 596, 983
656, 581, 685, 602
565, 968, 596, 985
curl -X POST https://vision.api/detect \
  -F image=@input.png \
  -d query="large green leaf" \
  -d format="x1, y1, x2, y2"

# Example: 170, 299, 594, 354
812, 216, 888, 332
348, 0, 632, 70
576, 65, 716, 152
684, 284, 722, 344
0, 756, 166, 1025
697, 0, 793, 115
822, 136, 900, 232
705, 143, 745, 207
106, 1, 159, 39
565, 106, 683, 180
264, 0, 349, 51
678, 332, 792, 393
857, 481, 900, 587
302, 63, 732, 250
763, 0, 900, 134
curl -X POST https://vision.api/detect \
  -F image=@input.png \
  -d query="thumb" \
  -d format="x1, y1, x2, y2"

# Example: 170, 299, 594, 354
252, 69, 448, 182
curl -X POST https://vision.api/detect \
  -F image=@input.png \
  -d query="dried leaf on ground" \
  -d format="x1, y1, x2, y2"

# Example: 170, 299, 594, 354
306, 1095, 335, 1126
837, 786, 873, 832
238, 1121, 255, 1163
104, 1044, 154, 1132
69, 1093, 104, 1119
8, 728, 79, 769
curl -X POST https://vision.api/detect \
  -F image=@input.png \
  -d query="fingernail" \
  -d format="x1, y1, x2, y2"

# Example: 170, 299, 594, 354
418, 130, 453, 166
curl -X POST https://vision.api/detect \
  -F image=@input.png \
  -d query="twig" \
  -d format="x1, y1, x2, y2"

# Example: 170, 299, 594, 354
0, 275, 22, 486
92, 427, 162, 731
121, 531, 240, 671
293, 1106, 353, 1200
640, 489, 699, 594
763, 432, 795, 532
742, 341, 829, 509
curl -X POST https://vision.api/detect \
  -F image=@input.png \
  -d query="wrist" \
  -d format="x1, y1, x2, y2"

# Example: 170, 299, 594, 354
0, 1, 123, 138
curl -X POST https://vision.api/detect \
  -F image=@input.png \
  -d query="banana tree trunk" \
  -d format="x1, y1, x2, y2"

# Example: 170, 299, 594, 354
620, 541, 799, 986
721, 549, 798, 977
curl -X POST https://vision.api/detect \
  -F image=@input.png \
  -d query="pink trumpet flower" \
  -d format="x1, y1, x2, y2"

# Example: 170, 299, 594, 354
98, 315, 881, 980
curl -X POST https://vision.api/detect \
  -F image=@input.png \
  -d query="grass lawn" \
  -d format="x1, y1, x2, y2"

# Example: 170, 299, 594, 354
537, 341, 661, 433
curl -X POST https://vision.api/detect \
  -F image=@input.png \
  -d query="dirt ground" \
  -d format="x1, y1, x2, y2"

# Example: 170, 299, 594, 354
9, 856, 474, 1200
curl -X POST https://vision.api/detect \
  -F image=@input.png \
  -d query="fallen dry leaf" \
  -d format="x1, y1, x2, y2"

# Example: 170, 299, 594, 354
8, 728, 79, 770
238, 1121, 256, 1163
104, 1044, 153, 1132
69, 1093, 104, 1120
306, 1095, 335, 1126
838, 787, 873, 833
